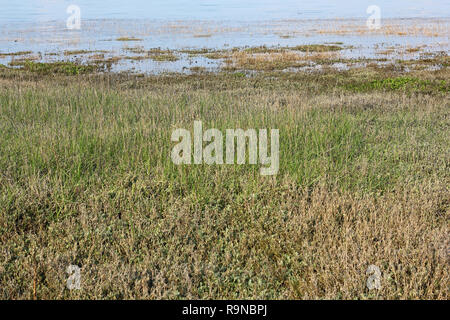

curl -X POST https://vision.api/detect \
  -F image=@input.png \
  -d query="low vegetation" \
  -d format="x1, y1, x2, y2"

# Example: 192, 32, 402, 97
224, 51, 307, 71
7, 61, 99, 75
149, 53, 179, 62
63, 50, 99, 56
0, 51, 33, 57
0, 53, 448, 299
116, 37, 143, 42
345, 76, 448, 93
290, 44, 343, 52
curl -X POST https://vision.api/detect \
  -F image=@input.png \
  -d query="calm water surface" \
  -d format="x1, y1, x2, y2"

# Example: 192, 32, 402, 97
1, 0, 449, 22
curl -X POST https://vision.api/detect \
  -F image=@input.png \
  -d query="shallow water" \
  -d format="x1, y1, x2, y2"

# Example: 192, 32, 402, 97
0, 1, 448, 74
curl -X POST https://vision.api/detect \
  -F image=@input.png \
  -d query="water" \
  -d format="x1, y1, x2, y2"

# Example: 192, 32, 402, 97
0, 0, 449, 23
0, 1, 448, 74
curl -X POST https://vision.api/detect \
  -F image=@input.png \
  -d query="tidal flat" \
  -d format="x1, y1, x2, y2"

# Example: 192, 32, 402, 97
0, 18, 448, 74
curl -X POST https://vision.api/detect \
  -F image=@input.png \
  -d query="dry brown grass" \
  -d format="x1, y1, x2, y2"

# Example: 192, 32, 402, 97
316, 22, 449, 37
0, 177, 448, 299
116, 37, 143, 41
224, 51, 305, 71
193, 34, 213, 38
222, 50, 341, 71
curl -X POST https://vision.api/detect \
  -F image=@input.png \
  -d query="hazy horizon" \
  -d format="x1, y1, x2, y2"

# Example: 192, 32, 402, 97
0, 0, 449, 24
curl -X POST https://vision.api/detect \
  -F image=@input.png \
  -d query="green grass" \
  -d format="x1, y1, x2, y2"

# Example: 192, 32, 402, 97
1, 68, 446, 192
345, 76, 448, 93
9, 61, 99, 75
